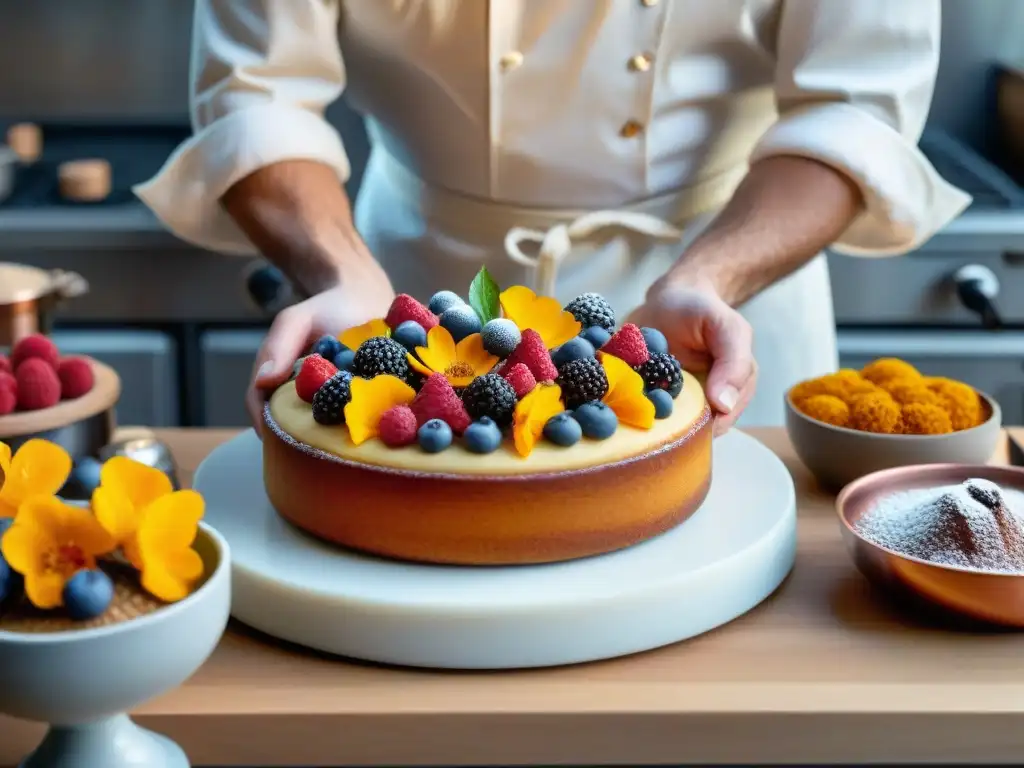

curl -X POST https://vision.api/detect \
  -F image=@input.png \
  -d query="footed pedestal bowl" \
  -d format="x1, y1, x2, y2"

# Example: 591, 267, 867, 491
0, 523, 231, 768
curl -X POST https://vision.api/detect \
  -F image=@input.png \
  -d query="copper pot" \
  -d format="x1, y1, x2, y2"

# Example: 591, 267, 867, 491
0, 262, 88, 346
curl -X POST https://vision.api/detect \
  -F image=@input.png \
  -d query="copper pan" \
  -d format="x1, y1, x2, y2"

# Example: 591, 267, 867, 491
836, 463, 1024, 627
0, 262, 88, 347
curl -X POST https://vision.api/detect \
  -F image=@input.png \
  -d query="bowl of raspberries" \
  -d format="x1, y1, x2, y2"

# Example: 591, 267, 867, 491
0, 334, 119, 456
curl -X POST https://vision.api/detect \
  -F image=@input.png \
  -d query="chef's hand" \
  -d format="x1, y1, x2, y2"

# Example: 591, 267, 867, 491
627, 276, 756, 436
246, 266, 395, 435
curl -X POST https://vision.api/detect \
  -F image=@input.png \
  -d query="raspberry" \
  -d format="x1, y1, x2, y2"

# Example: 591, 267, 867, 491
16, 358, 61, 411
503, 329, 558, 382
11, 334, 59, 371
353, 337, 409, 379
601, 323, 650, 367
312, 372, 353, 425
461, 374, 518, 427
564, 293, 615, 331
0, 385, 14, 415
378, 405, 419, 447
410, 373, 472, 435
0, 355, 10, 375
385, 294, 439, 331
295, 354, 338, 403
502, 362, 537, 398
0, 371, 15, 394
636, 353, 684, 398
57, 357, 94, 400
557, 357, 609, 410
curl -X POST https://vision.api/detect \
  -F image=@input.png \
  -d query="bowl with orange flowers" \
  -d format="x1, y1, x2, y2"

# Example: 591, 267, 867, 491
785, 358, 1001, 491
0, 438, 230, 768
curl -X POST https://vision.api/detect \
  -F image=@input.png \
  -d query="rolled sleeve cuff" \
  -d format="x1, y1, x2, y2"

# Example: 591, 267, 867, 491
749, 102, 972, 257
133, 104, 351, 255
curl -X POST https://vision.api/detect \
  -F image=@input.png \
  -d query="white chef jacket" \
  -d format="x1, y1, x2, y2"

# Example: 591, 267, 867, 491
136, 0, 971, 426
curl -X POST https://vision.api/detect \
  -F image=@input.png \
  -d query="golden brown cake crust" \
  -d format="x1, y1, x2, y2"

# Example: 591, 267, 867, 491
262, 400, 713, 565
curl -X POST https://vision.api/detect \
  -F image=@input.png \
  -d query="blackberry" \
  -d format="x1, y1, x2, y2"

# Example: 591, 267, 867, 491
461, 374, 517, 427
312, 372, 353, 425
564, 293, 615, 332
636, 353, 683, 398
352, 336, 409, 379
556, 357, 608, 410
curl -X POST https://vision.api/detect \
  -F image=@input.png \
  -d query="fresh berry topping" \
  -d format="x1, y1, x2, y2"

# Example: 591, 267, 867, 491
552, 337, 595, 368
481, 318, 521, 358
504, 328, 558, 382
543, 412, 582, 447
63, 569, 114, 621
417, 418, 454, 453
564, 293, 615, 331
11, 334, 59, 371
501, 362, 537, 399
601, 323, 650, 367
556, 357, 609, 410
573, 401, 618, 440
580, 325, 611, 349
393, 320, 427, 351
15, 358, 61, 411
332, 348, 355, 372
0, 355, 10, 375
463, 417, 503, 454
0, 383, 14, 416
411, 373, 472, 435
311, 334, 344, 361
295, 354, 339, 403
428, 290, 465, 315
352, 336, 410, 379
647, 388, 674, 419
640, 327, 669, 356
439, 304, 482, 342
386, 294, 439, 331
461, 373, 517, 427
56, 357, 94, 400
0, 371, 15, 394
636, 353, 684, 398
378, 405, 419, 447
312, 371, 353, 425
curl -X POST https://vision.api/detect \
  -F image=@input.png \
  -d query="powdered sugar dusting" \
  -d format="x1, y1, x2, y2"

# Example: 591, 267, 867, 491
854, 479, 1024, 573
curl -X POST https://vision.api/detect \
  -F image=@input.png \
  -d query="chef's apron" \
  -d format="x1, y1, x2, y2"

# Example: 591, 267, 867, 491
355, 147, 839, 427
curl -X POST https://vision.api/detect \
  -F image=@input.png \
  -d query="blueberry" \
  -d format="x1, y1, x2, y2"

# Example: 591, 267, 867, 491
60, 457, 104, 501
393, 320, 427, 352
428, 290, 465, 315
572, 401, 618, 440
552, 337, 596, 368
418, 418, 453, 453
580, 325, 612, 350
640, 327, 669, 356
332, 348, 356, 373
63, 569, 115, 621
481, 318, 521, 358
0, 518, 14, 537
0, 553, 20, 603
646, 388, 674, 419
463, 416, 503, 454
311, 334, 344, 361
440, 305, 482, 342
543, 412, 583, 447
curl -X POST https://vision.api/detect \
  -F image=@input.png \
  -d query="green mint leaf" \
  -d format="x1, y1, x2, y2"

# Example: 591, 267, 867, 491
468, 266, 501, 324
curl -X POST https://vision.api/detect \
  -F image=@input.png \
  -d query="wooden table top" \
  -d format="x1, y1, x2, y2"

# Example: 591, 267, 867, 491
4, 427, 1024, 767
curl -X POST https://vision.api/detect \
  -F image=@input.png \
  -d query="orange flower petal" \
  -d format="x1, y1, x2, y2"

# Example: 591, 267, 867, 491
0, 439, 73, 508
416, 325, 458, 373
99, 456, 173, 511
498, 285, 536, 323
602, 355, 655, 429
138, 490, 204, 553
17, 495, 116, 557
25, 570, 65, 610
407, 353, 433, 377
140, 559, 193, 603
338, 318, 390, 351
455, 333, 499, 374
0, 523, 48, 575
0, 440, 11, 475
164, 547, 205, 582
499, 286, 581, 349
343, 375, 417, 446
92, 486, 140, 545
513, 384, 564, 457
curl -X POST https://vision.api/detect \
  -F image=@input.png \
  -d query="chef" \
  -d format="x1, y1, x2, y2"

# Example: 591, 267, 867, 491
136, 0, 970, 434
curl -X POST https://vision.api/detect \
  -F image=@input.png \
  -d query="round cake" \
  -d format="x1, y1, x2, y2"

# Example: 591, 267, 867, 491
263, 273, 713, 565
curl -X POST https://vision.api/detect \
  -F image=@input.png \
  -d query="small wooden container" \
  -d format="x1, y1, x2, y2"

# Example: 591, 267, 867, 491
6, 123, 42, 163
58, 159, 111, 202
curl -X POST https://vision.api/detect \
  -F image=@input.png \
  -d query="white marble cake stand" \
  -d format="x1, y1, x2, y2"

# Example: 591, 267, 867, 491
194, 429, 796, 669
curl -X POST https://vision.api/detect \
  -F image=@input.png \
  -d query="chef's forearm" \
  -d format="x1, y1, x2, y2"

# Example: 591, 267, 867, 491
221, 160, 374, 297
667, 155, 863, 306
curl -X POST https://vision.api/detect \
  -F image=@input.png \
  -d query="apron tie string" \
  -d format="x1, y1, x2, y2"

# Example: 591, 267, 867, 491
504, 210, 683, 298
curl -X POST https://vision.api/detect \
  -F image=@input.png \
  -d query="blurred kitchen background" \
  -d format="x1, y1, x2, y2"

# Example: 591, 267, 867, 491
0, 0, 1023, 428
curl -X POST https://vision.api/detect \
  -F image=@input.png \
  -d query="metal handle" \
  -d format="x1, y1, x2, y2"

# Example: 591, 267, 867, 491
953, 264, 1003, 330
49, 269, 89, 300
